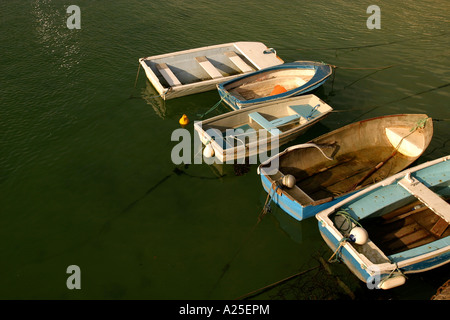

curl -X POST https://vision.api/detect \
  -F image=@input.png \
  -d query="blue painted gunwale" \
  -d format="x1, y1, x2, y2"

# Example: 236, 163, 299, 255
317, 222, 450, 282
260, 172, 356, 221
217, 61, 333, 110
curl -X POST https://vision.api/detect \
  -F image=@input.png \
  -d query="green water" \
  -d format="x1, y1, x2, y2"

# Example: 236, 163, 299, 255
1, 0, 449, 300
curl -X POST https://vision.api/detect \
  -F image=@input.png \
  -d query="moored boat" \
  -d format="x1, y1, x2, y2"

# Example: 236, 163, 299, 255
257, 114, 433, 221
139, 42, 284, 100
315, 155, 450, 289
217, 61, 333, 110
194, 94, 333, 163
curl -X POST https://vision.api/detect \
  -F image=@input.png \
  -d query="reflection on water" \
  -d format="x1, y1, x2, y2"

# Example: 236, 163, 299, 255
1, 0, 449, 300
32, 0, 81, 70
141, 80, 167, 119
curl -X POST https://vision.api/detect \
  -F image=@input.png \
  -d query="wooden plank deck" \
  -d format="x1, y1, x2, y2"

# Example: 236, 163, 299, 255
362, 198, 450, 256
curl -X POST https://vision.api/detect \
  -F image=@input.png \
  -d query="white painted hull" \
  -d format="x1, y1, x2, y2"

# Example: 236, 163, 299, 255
194, 94, 333, 162
139, 42, 284, 100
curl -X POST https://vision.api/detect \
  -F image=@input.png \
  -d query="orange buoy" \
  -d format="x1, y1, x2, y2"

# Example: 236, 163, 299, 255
270, 85, 287, 96
179, 114, 189, 126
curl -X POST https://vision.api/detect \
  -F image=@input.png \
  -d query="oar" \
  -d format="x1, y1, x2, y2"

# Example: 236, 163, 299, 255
348, 149, 398, 192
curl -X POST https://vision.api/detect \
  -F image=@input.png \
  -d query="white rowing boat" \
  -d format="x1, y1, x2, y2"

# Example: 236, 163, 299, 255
139, 42, 284, 100
194, 94, 333, 163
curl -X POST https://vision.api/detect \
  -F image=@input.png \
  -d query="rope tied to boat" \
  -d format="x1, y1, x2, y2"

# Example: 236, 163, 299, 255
134, 61, 142, 88
259, 181, 280, 221
411, 117, 429, 132
390, 117, 430, 153
378, 263, 406, 287
334, 209, 362, 233
329, 64, 395, 70
328, 237, 350, 263
197, 98, 223, 119
143, 91, 168, 100
306, 104, 321, 120
258, 142, 335, 175
328, 209, 362, 263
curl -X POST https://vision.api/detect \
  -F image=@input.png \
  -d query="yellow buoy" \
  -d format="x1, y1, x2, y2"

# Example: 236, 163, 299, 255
179, 114, 189, 126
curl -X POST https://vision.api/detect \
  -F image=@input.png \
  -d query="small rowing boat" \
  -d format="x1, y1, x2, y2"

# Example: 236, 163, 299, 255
194, 94, 333, 163
139, 42, 284, 100
217, 61, 333, 110
316, 155, 450, 289
257, 114, 433, 221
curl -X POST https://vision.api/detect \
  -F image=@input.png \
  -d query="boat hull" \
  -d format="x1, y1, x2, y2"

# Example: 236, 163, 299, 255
195, 95, 333, 163
217, 61, 333, 110
316, 155, 450, 288
139, 42, 284, 100
258, 114, 434, 221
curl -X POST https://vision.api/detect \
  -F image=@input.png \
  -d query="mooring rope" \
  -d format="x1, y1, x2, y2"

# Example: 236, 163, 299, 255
235, 265, 320, 300
349, 83, 450, 122
259, 181, 280, 221
328, 209, 362, 263
328, 237, 350, 263
277, 32, 448, 52
209, 180, 283, 297
305, 104, 320, 120
197, 98, 224, 119
133, 62, 141, 88
142, 92, 167, 100
330, 64, 395, 70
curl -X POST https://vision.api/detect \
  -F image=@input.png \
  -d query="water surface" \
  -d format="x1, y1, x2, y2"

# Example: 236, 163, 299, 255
1, 0, 449, 299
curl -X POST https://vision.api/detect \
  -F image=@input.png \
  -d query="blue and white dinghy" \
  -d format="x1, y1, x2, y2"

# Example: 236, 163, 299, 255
139, 42, 284, 100
194, 94, 333, 163
217, 61, 333, 110
316, 155, 450, 289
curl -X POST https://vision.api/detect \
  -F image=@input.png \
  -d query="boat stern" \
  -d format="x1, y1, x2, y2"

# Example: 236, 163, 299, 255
217, 82, 243, 110
316, 207, 407, 289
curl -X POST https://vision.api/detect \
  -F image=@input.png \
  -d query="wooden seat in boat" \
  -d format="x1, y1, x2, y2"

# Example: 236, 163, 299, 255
248, 112, 300, 136
224, 51, 253, 73
195, 56, 223, 79
156, 63, 182, 87
399, 174, 450, 224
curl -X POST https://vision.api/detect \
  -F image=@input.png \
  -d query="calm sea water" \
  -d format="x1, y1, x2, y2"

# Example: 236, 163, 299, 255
1, 0, 449, 300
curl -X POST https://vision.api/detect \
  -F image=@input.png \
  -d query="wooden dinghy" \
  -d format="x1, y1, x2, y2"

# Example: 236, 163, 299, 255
194, 94, 333, 163
257, 114, 433, 221
139, 42, 284, 100
315, 155, 450, 289
217, 61, 333, 110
